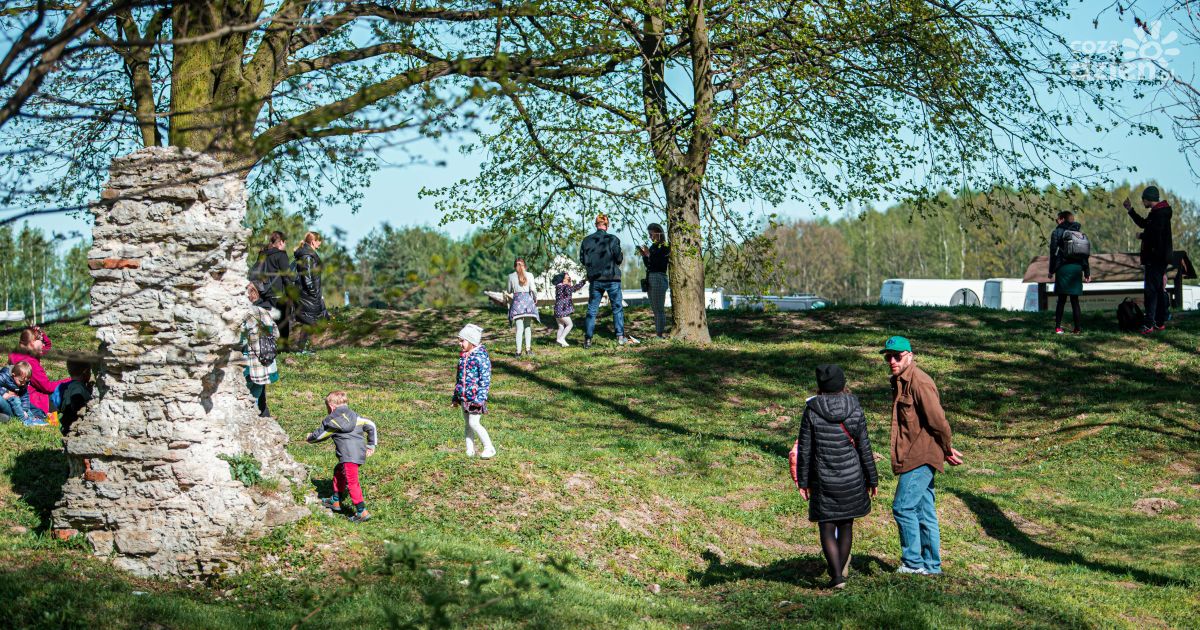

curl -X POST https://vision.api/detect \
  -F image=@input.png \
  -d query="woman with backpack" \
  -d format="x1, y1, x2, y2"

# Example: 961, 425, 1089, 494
243, 284, 279, 417
292, 232, 330, 352
791, 364, 878, 589
1048, 210, 1092, 334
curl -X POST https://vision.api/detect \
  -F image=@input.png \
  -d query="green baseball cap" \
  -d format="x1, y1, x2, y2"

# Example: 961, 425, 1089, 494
880, 336, 912, 354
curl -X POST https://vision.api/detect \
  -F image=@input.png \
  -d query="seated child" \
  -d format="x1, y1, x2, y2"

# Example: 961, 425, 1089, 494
53, 360, 95, 436
0, 362, 45, 427
306, 390, 378, 522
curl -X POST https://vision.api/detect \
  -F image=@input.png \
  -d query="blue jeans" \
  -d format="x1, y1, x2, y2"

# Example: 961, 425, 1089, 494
0, 396, 21, 419
584, 281, 624, 339
893, 464, 941, 573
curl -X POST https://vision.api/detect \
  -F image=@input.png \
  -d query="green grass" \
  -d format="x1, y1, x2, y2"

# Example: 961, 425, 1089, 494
0, 304, 1197, 628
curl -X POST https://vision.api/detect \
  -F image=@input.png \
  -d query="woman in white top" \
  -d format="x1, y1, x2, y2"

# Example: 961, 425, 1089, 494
506, 258, 541, 356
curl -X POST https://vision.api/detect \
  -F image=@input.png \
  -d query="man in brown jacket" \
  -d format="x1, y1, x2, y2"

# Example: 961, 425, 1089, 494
882, 336, 963, 575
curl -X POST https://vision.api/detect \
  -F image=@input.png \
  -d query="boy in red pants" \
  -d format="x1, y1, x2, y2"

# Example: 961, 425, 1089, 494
306, 390, 378, 522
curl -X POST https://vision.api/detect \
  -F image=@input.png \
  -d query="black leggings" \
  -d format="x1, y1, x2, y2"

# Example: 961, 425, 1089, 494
818, 519, 854, 585
256, 386, 269, 417
1054, 294, 1081, 329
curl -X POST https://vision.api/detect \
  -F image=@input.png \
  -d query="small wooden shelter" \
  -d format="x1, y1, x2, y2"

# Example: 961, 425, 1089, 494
1022, 251, 1195, 310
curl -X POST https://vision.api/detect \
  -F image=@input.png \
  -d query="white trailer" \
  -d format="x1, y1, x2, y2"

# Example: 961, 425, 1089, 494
879, 279, 988, 307
983, 278, 1034, 311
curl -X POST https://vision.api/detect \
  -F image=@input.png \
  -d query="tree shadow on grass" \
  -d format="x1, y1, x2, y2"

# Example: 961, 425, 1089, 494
6, 448, 67, 533
310, 477, 334, 498
685, 549, 894, 589
951, 489, 1186, 587
491, 361, 790, 458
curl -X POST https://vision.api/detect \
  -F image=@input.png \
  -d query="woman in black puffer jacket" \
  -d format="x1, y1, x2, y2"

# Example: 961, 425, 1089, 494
292, 232, 330, 350
794, 364, 879, 588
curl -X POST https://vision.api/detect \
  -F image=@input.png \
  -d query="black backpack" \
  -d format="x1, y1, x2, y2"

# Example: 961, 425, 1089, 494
251, 319, 278, 365
1116, 298, 1144, 332
1061, 229, 1091, 258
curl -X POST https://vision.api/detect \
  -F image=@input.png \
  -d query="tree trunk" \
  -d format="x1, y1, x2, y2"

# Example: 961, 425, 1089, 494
169, 1, 259, 170
665, 174, 711, 344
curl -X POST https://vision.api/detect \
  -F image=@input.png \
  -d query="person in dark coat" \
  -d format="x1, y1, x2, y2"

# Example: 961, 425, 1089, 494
579, 213, 636, 347
794, 364, 879, 588
292, 231, 330, 352
1047, 211, 1091, 334
253, 231, 295, 342
1123, 186, 1174, 333
637, 223, 670, 338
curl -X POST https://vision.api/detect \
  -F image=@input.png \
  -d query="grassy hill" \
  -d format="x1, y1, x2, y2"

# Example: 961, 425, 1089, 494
0, 305, 1197, 628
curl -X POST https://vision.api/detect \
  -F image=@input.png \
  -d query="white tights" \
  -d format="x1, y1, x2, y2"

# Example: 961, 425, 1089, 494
556, 316, 573, 345
514, 318, 533, 354
464, 411, 495, 456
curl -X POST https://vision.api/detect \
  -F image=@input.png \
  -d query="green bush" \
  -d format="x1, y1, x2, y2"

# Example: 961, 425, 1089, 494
217, 453, 264, 487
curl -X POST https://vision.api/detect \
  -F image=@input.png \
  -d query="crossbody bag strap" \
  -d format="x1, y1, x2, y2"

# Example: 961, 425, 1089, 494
839, 422, 857, 448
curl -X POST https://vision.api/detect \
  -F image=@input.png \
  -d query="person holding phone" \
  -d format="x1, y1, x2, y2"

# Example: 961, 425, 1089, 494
1123, 186, 1173, 333
638, 223, 670, 338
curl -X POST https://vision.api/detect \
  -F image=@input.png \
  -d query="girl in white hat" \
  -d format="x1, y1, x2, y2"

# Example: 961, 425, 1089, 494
451, 323, 496, 458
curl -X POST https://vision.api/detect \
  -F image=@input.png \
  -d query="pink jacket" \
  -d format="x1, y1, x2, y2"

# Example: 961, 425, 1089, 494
9, 333, 69, 413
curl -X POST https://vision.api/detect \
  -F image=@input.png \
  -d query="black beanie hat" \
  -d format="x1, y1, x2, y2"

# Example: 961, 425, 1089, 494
815, 364, 846, 394
1142, 186, 1160, 202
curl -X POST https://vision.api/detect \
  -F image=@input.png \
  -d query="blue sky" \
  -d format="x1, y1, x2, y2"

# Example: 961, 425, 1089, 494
21, 0, 1200, 250
311, 1, 1200, 247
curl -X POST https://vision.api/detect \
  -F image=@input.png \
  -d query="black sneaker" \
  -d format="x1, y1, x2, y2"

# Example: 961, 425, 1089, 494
583, 338, 592, 348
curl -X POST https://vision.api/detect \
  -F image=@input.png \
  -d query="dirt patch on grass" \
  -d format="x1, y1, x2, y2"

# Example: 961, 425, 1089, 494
1001, 509, 1050, 536
1133, 497, 1180, 515
563, 472, 596, 493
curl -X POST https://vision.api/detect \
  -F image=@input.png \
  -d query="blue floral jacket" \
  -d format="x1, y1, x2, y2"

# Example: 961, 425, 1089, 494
453, 345, 491, 412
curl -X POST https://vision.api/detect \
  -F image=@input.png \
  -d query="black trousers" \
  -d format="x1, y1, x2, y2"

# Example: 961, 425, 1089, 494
1143, 263, 1169, 328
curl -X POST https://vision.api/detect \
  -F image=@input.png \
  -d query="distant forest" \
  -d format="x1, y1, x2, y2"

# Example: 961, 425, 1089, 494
712, 182, 1200, 304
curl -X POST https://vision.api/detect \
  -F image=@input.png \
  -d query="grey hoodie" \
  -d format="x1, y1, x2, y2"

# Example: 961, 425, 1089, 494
306, 405, 378, 465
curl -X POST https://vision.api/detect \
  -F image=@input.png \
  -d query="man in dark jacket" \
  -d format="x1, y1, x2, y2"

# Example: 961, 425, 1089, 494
1123, 186, 1174, 333
881, 336, 963, 575
579, 214, 637, 347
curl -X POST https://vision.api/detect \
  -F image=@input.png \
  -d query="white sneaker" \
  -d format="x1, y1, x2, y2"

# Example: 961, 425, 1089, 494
557, 340, 569, 347
466, 440, 476, 458
895, 565, 929, 575
479, 447, 497, 459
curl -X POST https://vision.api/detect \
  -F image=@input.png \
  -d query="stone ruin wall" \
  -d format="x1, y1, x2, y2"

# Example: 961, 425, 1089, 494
51, 147, 308, 578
